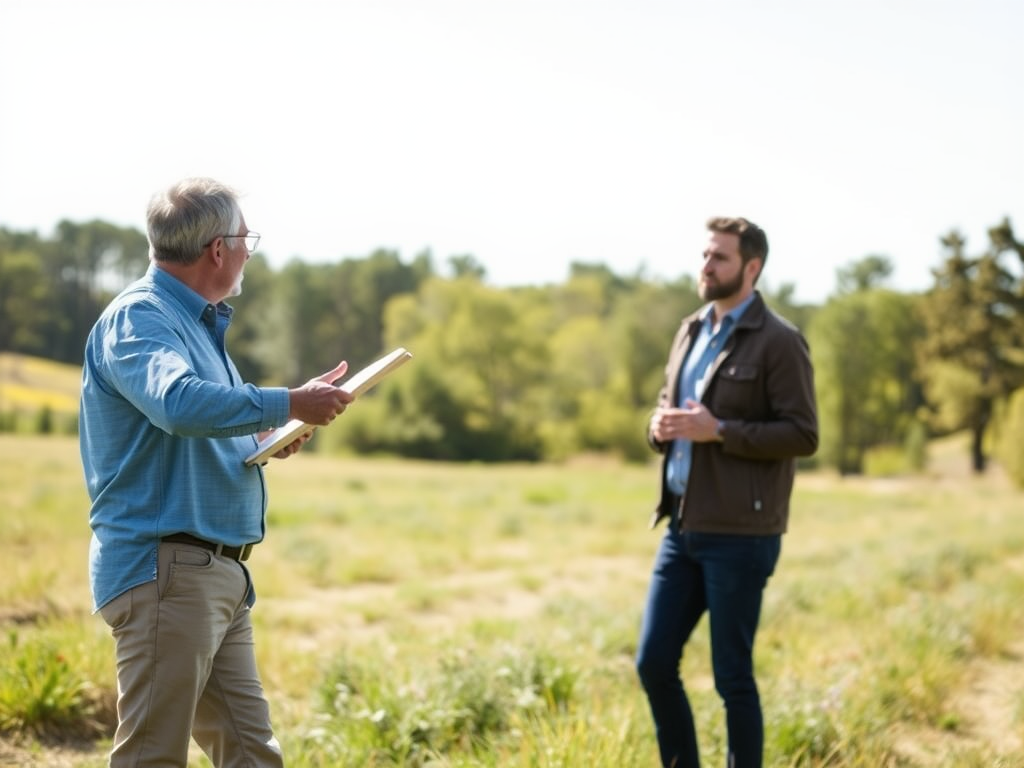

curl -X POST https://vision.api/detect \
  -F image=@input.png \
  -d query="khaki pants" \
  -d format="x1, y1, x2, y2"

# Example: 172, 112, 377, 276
100, 541, 283, 768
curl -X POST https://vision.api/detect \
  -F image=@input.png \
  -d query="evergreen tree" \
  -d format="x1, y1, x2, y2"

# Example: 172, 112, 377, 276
917, 223, 1024, 472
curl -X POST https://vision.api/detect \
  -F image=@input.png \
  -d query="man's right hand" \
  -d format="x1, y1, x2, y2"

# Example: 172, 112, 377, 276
652, 402, 721, 443
287, 361, 354, 426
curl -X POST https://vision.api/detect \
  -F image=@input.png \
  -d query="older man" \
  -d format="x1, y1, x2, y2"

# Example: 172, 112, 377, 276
80, 177, 352, 767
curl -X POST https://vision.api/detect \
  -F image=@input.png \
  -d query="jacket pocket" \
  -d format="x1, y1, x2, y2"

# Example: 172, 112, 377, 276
746, 463, 784, 529
712, 363, 759, 417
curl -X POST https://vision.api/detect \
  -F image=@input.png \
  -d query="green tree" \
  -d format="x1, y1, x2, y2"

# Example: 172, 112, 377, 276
222, 252, 281, 383
258, 250, 431, 387
47, 220, 148, 363
1, 223, 147, 362
447, 253, 485, 280
540, 314, 611, 458
835, 254, 893, 293
0, 233, 53, 354
609, 280, 700, 409
330, 249, 431, 372
917, 223, 1024, 472
369, 277, 549, 460
762, 282, 817, 333
809, 256, 923, 474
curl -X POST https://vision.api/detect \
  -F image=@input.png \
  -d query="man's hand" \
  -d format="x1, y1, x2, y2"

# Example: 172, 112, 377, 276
256, 427, 315, 462
287, 360, 355, 426
651, 399, 721, 443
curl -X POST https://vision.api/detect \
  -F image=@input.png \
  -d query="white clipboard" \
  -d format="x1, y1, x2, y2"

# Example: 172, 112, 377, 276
244, 347, 413, 467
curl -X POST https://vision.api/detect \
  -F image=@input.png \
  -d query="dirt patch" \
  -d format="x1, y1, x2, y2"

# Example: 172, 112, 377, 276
951, 641, 1024, 753
888, 639, 1024, 765
259, 553, 649, 652
0, 737, 102, 768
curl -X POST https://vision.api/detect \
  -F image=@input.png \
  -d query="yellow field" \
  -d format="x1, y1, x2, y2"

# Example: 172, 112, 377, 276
0, 353, 81, 415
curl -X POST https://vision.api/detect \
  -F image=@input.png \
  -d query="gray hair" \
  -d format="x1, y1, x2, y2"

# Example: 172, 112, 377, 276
146, 177, 243, 265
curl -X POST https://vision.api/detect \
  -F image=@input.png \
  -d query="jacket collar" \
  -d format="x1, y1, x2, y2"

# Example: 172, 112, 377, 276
687, 290, 766, 337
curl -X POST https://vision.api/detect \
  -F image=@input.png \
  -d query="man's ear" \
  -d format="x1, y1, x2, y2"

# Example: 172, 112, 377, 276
206, 238, 225, 267
746, 257, 763, 284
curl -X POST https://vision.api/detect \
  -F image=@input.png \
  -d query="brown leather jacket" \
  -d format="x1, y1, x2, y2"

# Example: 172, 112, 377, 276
649, 292, 818, 533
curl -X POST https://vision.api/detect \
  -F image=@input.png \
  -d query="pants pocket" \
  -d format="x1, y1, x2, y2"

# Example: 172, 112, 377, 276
99, 588, 133, 630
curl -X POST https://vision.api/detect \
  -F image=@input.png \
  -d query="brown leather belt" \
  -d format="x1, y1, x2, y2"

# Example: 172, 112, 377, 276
162, 533, 254, 562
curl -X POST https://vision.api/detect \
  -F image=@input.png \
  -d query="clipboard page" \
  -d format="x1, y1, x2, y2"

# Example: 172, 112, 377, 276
244, 347, 412, 467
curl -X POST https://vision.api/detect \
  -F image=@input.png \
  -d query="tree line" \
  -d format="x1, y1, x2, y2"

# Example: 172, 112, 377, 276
2, 218, 1023, 480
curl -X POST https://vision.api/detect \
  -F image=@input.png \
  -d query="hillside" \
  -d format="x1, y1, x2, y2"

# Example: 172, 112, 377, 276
0, 352, 81, 415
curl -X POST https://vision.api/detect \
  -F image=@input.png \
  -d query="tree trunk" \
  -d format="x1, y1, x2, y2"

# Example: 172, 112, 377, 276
971, 425, 987, 474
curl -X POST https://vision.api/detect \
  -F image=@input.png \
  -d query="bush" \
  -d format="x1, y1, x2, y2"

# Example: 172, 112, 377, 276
0, 410, 16, 433
861, 420, 929, 477
33, 406, 53, 435
0, 630, 110, 740
862, 444, 908, 477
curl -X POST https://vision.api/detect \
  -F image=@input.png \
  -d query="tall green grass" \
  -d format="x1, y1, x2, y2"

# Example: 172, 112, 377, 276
2, 434, 1024, 766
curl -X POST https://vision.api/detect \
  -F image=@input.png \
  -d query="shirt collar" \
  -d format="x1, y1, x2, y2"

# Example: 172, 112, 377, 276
147, 263, 231, 326
699, 291, 757, 330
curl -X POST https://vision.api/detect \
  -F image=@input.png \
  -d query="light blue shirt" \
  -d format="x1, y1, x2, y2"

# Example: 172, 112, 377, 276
79, 264, 291, 611
666, 295, 755, 495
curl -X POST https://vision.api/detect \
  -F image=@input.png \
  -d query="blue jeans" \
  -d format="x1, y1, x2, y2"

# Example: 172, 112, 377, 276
636, 529, 781, 768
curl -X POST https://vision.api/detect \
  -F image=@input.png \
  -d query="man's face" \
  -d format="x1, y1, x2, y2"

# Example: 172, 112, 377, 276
225, 219, 251, 297
699, 231, 745, 302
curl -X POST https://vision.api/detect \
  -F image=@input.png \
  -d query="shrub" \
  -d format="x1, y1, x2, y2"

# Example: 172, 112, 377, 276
861, 444, 907, 477
33, 406, 53, 435
0, 630, 110, 740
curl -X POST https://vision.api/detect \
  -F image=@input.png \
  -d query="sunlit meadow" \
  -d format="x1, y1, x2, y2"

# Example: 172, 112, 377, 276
3, 433, 1024, 767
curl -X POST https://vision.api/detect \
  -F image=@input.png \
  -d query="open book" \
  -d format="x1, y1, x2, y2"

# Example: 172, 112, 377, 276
244, 347, 413, 467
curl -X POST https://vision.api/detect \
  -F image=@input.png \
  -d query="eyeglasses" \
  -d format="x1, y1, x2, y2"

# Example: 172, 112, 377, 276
217, 233, 261, 254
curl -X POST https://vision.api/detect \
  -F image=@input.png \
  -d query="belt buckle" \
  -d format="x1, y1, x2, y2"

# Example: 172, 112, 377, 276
211, 542, 254, 561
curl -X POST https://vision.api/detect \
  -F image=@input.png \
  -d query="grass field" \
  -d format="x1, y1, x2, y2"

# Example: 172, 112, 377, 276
2, 433, 1024, 767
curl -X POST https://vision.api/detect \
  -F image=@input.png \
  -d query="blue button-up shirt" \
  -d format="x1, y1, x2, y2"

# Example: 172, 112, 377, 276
80, 264, 291, 611
666, 294, 755, 495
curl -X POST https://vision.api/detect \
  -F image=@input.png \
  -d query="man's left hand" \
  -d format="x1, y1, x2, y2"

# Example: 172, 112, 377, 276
256, 428, 314, 461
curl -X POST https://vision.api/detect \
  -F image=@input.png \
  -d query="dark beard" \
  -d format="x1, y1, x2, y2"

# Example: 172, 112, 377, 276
699, 269, 744, 301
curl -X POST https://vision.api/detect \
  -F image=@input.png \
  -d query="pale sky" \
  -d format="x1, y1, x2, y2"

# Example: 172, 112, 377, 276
1, 0, 1021, 303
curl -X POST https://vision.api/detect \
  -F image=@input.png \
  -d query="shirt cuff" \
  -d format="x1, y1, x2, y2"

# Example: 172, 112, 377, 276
259, 387, 291, 430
